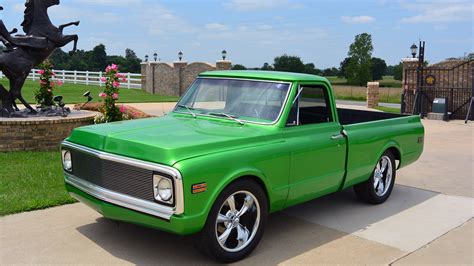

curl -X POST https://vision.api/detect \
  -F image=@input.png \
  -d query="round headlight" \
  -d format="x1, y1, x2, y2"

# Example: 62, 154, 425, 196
157, 178, 173, 201
62, 150, 72, 171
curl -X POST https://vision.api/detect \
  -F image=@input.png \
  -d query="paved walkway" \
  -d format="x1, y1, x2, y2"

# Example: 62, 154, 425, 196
1, 112, 472, 264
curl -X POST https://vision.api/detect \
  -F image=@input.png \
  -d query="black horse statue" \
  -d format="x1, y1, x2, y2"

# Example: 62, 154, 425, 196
0, 0, 79, 116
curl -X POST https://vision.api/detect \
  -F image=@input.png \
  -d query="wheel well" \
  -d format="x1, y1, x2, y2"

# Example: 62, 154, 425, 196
386, 147, 401, 167
232, 175, 270, 210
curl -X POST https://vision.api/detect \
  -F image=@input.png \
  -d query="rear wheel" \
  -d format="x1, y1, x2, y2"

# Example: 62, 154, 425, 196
354, 151, 396, 204
193, 179, 268, 263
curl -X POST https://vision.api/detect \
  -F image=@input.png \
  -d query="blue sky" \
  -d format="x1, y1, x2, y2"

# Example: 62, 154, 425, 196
1, 0, 472, 68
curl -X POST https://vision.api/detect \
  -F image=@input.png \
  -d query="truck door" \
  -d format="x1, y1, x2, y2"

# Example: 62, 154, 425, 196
283, 84, 346, 207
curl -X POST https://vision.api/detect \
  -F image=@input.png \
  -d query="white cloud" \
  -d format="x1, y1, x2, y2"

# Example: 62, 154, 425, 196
400, 1, 472, 23
257, 25, 273, 31
341, 16, 376, 24
140, 4, 197, 36
49, 5, 120, 24
225, 0, 297, 11
205, 23, 229, 31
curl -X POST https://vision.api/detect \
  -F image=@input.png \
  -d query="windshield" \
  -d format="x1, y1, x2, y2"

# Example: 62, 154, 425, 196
175, 78, 291, 123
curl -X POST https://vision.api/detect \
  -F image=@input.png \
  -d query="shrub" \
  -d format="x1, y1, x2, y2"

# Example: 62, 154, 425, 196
34, 61, 63, 107
97, 64, 129, 123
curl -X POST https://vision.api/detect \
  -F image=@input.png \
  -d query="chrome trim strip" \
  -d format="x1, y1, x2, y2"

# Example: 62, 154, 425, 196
173, 77, 294, 126
61, 141, 184, 215
65, 173, 174, 220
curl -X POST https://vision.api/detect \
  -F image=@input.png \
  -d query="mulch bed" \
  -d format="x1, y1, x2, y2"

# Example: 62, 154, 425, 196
73, 103, 154, 119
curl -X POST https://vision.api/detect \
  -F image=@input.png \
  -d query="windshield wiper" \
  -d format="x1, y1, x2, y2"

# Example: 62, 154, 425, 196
208, 112, 245, 125
176, 104, 196, 118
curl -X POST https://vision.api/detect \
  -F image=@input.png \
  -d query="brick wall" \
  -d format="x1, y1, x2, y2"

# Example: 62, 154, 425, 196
0, 114, 95, 152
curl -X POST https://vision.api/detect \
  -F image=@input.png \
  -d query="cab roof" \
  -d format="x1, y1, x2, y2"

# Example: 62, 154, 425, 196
199, 70, 330, 83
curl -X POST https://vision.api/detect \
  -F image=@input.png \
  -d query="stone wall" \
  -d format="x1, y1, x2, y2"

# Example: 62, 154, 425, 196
367, 82, 380, 108
0, 112, 95, 152
142, 60, 232, 96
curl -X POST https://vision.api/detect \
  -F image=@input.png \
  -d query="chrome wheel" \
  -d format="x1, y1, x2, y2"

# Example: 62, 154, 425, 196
373, 155, 393, 197
215, 190, 260, 253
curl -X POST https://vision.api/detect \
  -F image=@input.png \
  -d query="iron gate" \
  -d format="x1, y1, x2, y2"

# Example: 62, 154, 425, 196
402, 60, 473, 120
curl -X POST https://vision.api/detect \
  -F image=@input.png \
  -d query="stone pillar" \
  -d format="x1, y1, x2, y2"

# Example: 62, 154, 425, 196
367, 82, 379, 108
216, 60, 232, 70
174, 61, 188, 96
140, 62, 148, 91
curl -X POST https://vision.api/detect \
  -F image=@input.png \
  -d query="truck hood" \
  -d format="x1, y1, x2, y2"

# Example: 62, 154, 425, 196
67, 114, 274, 166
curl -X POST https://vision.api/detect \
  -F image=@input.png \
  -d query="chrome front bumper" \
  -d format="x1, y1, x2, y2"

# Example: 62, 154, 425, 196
62, 141, 184, 220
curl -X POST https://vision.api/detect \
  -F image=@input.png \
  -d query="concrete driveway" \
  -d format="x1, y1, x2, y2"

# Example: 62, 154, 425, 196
1, 115, 473, 264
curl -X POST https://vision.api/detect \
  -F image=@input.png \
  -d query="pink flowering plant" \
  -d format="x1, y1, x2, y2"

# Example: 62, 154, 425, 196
35, 60, 63, 107
97, 64, 129, 123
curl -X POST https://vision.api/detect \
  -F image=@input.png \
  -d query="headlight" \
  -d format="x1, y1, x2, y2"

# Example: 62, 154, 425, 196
62, 150, 72, 172
153, 174, 174, 204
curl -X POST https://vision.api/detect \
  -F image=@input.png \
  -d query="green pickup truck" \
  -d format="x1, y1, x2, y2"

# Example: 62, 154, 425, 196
61, 71, 424, 262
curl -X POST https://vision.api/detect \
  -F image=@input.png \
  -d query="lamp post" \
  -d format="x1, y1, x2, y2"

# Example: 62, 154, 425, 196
153, 52, 158, 62
221, 49, 227, 61
410, 43, 418, 58
178, 51, 183, 61
145, 54, 149, 62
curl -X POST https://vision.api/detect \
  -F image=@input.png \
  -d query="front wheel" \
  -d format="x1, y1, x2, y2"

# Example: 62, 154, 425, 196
193, 179, 268, 263
354, 151, 396, 204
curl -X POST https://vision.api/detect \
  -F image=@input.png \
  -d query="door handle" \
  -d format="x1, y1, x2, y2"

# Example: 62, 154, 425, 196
331, 134, 344, 140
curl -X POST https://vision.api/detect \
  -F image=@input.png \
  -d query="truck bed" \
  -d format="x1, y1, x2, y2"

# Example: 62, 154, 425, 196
337, 108, 405, 125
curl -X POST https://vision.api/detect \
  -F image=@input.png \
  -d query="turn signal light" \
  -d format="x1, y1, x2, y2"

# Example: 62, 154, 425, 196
192, 183, 207, 194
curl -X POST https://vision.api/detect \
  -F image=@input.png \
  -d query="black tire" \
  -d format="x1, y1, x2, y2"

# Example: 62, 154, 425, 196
193, 179, 268, 263
354, 150, 396, 204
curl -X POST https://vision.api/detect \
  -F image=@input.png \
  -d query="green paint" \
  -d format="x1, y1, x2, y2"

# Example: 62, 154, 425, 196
64, 71, 424, 235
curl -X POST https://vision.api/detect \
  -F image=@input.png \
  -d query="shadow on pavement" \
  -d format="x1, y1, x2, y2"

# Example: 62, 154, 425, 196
284, 184, 438, 233
76, 184, 436, 264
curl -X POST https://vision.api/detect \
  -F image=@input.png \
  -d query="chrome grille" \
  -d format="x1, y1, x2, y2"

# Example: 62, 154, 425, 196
70, 149, 157, 202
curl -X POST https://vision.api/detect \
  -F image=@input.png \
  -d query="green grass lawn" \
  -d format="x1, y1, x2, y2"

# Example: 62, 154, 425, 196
0, 151, 75, 216
326, 76, 402, 88
375, 106, 401, 114
1, 78, 179, 104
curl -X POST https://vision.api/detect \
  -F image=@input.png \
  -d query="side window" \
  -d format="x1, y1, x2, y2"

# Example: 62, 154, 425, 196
286, 85, 333, 126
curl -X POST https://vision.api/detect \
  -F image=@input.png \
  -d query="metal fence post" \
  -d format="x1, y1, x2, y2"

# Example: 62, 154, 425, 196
86, 71, 89, 85
32, 70, 36, 81
73, 70, 77, 84
62, 70, 66, 83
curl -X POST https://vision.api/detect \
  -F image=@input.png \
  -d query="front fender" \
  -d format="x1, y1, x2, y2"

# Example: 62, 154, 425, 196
172, 141, 290, 233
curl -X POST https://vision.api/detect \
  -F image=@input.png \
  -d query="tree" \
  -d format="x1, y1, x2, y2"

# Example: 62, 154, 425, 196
122, 48, 141, 73
48, 48, 70, 69
89, 44, 107, 71
385, 65, 395, 76
371, 57, 387, 81
322, 67, 339, 76
232, 64, 247, 70
346, 33, 373, 86
304, 63, 322, 75
339, 57, 351, 78
273, 54, 305, 73
125, 48, 138, 60
393, 63, 403, 81
261, 62, 273, 71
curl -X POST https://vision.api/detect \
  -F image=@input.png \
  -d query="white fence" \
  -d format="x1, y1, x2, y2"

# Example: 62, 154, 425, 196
0, 69, 142, 89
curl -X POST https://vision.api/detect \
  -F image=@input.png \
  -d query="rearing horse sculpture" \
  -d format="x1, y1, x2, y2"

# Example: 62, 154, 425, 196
0, 0, 79, 115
